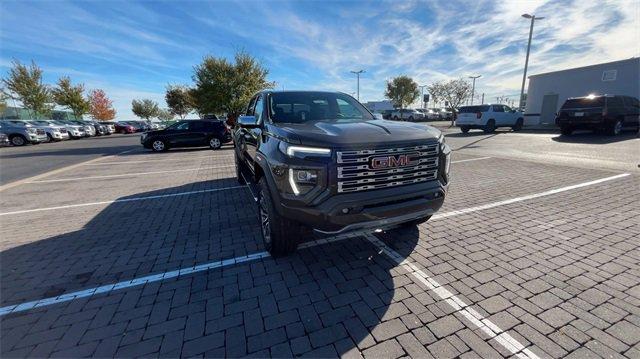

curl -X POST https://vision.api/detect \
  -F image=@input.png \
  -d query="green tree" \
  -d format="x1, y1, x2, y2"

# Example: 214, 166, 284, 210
191, 51, 274, 125
165, 85, 193, 120
1, 60, 53, 118
52, 76, 90, 120
156, 108, 174, 121
385, 76, 419, 119
131, 99, 160, 120
427, 78, 472, 125
0, 90, 7, 116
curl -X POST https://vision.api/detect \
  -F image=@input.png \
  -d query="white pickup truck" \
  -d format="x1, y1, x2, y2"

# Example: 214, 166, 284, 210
455, 104, 524, 133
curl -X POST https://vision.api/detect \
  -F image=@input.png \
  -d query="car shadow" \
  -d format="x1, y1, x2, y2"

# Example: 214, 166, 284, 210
551, 130, 639, 144
0, 179, 421, 357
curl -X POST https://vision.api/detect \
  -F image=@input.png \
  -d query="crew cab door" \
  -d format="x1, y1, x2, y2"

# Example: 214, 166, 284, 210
185, 121, 209, 146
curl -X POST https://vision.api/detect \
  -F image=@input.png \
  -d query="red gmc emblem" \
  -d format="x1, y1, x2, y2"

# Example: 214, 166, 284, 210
370, 153, 418, 169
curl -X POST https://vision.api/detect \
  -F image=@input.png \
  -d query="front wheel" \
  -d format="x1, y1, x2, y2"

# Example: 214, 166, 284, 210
258, 177, 300, 256
151, 139, 168, 152
460, 126, 470, 134
393, 116, 399, 121
512, 118, 523, 131
607, 120, 622, 136
209, 137, 222, 150
408, 116, 414, 122
10, 135, 27, 146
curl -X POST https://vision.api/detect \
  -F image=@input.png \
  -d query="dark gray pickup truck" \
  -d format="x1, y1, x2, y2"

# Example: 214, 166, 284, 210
233, 91, 451, 255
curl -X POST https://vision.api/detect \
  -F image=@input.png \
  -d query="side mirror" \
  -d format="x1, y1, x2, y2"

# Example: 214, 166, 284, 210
373, 113, 384, 120
237, 115, 259, 128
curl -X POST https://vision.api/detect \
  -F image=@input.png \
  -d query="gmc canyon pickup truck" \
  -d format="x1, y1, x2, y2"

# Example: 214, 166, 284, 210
234, 91, 451, 255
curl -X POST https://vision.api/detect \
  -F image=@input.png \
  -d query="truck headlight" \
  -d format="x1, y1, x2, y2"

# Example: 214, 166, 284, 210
27, 128, 37, 134
279, 142, 330, 158
288, 169, 318, 195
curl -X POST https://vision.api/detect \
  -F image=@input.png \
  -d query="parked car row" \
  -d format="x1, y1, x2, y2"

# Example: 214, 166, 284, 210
0, 119, 118, 146
378, 108, 453, 122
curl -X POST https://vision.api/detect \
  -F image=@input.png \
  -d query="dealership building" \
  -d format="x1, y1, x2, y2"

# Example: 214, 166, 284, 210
524, 58, 640, 127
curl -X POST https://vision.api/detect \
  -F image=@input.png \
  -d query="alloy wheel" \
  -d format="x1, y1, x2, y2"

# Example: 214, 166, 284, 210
11, 136, 25, 146
152, 140, 165, 151
259, 196, 272, 248
210, 138, 221, 149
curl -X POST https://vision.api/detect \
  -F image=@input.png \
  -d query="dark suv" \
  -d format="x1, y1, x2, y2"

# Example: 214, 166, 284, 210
234, 91, 451, 255
556, 95, 640, 136
141, 119, 231, 151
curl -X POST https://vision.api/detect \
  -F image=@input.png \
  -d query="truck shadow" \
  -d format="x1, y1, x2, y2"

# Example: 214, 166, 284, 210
1, 179, 421, 357
551, 131, 638, 144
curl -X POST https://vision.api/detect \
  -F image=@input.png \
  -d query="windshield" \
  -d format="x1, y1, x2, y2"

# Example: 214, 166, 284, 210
269, 92, 373, 123
562, 97, 605, 109
459, 105, 490, 113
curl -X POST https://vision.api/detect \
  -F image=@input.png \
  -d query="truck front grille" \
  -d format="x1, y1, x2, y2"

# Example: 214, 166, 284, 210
336, 143, 439, 193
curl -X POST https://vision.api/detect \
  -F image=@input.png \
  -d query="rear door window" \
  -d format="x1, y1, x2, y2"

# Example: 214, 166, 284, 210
189, 121, 207, 131
459, 105, 489, 113
492, 105, 504, 112
606, 96, 623, 108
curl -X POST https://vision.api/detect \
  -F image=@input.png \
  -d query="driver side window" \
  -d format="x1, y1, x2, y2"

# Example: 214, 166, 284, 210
254, 95, 264, 124
176, 121, 190, 130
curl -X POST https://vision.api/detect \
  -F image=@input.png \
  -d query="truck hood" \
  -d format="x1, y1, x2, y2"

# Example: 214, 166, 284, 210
268, 120, 441, 147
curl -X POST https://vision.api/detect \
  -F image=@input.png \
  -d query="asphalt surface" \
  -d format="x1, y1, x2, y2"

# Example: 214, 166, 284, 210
0, 134, 141, 186
0, 126, 638, 358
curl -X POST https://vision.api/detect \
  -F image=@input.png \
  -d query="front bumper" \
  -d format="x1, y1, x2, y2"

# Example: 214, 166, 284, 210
279, 180, 445, 234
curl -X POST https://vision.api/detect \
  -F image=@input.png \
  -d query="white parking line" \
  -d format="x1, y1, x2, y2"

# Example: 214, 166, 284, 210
451, 156, 492, 163
27, 166, 235, 183
0, 148, 137, 192
0, 185, 246, 216
83, 155, 232, 165
364, 234, 541, 359
431, 173, 630, 220
0, 172, 630, 317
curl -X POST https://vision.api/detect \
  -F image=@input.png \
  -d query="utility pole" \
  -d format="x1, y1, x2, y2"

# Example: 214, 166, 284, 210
481, 93, 484, 104
519, 14, 544, 110
468, 75, 481, 105
418, 85, 428, 109
350, 70, 365, 101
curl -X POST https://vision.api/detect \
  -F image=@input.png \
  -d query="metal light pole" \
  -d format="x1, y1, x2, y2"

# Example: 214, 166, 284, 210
468, 75, 481, 105
350, 70, 365, 101
519, 14, 544, 110
418, 85, 428, 109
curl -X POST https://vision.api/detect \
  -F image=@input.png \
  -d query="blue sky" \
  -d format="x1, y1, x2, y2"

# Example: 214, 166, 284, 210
1, 0, 638, 119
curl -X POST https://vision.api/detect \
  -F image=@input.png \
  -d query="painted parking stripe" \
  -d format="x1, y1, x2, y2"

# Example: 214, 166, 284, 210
0, 172, 631, 316
83, 155, 232, 165
27, 165, 235, 183
0, 185, 246, 217
451, 156, 491, 163
0, 148, 138, 192
431, 173, 630, 221
364, 233, 541, 359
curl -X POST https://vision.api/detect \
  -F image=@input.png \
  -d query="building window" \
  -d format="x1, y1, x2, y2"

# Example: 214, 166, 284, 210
602, 70, 617, 82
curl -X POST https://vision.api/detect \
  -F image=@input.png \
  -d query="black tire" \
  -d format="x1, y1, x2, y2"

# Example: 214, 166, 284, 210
150, 139, 168, 152
402, 215, 432, 227
460, 126, 470, 134
512, 118, 524, 132
408, 116, 414, 122
560, 126, 573, 136
46, 133, 54, 142
607, 120, 622, 136
9, 135, 27, 146
208, 136, 222, 150
393, 116, 399, 121
483, 119, 496, 133
258, 177, 300, 256
234, 152, 246, 184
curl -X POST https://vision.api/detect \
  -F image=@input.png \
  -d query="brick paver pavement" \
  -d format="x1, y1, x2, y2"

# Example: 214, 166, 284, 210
1, 146, 638, 358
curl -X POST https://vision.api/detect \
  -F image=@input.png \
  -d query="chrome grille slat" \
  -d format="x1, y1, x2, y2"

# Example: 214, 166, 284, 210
336, 143, 439, 193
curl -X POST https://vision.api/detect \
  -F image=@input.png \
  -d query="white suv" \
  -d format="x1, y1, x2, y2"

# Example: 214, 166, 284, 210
391, 109, 425, 121
455, 104, 524, 133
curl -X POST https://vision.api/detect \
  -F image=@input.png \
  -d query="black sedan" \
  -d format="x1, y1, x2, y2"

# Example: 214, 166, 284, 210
141, 119, 231, 151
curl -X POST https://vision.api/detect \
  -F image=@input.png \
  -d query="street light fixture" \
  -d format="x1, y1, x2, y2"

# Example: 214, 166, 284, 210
519, 13, 544, 110
350, 70, 365, 101
468, 75, 481, 105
